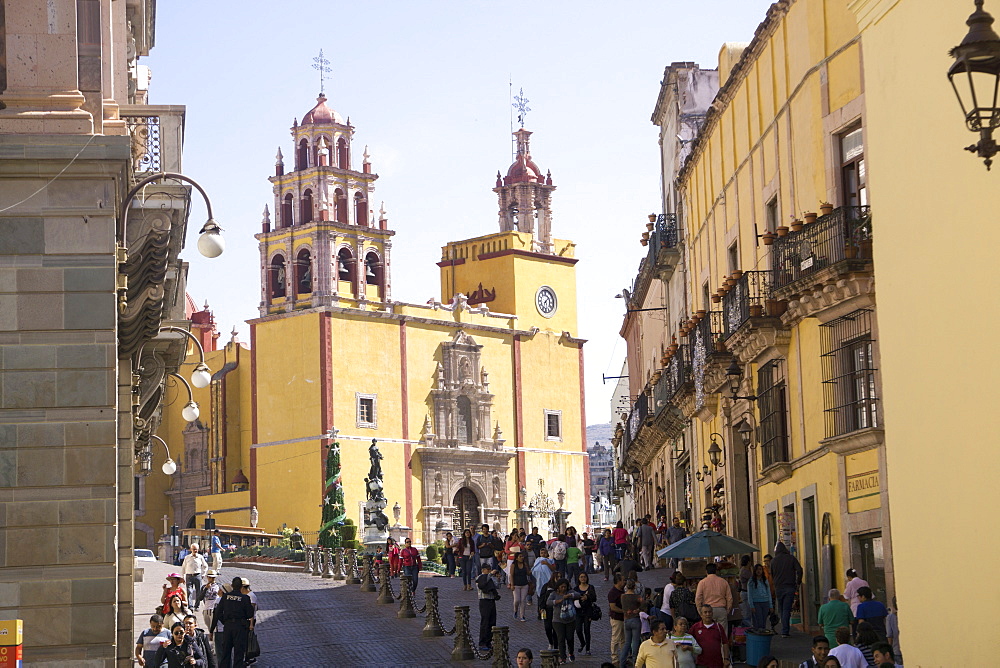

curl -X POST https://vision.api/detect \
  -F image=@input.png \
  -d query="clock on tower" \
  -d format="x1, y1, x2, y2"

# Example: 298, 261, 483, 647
535, 285, 557, 317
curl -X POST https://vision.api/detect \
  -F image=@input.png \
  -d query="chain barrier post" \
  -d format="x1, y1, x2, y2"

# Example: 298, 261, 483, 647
450, 605, 475, 661
376, 562, 395, 604
539, 649, 560, 668
346, 548, 362, 584
397, 575, 416, 618
490, 626, 510, 668
303, 546, 313, 573
360, 554, 377, 592
311, 547, 323, 576
321, 547, 334, 579
421, 587, 443, 636
333, 547, 346, 580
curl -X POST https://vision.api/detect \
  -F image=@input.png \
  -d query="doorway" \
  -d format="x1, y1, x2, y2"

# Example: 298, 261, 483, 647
452, 487, 480, 532
855, 532, 886, 604
802, 497, 820, 625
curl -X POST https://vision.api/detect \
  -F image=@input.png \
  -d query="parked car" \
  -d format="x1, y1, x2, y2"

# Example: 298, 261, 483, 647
134, 548, 157, 562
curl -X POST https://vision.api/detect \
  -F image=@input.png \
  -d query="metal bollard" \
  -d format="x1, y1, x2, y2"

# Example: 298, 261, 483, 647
539, 649, 560, 668
345, 548, 362, 584
490, 626, 510, 668
376, 562, 395, 604
359, 554, 376, 592
333, 547, 346, 581
397, 575, 416, 618
450, 605, 474, 661
311, 547, 322, 576
303, 547, 313, 573
421, 587, 443, 636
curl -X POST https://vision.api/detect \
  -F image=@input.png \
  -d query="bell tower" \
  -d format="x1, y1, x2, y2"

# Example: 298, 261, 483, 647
255, 94, 394, 315
494, 128, 555, 253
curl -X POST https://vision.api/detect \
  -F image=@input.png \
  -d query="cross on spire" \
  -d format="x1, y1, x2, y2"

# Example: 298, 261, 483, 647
512, 87, 531, 128
312, 49, 332, 96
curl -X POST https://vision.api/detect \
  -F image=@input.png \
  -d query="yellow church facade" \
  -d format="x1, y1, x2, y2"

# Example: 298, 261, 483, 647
144, 98, 590, 546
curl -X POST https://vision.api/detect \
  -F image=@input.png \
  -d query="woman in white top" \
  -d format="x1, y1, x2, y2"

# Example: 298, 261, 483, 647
669, 616, 702, 668
660, 571, 678, 622
843, 569, 869, 616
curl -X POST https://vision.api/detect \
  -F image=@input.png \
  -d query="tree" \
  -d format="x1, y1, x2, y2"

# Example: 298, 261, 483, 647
318, 441, 346, 548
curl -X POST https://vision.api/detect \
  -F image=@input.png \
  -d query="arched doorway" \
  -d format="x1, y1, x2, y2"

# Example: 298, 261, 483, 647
452, 487, 480, 532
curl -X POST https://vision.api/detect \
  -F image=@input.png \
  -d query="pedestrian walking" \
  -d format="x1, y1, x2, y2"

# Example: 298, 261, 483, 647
581, 532, 597, 574
400, 537, 422, 591
769, 541, 803, 637
549, 579, 580, 663
163, 594, 191, 631
619, 579, 642, 668
153, 623, 207, 668
817, 589, 853, 647
386, 537, 401, 577
458, 528, 476, 590
183, 615, 217, 668
475, 563, 501, 651
798, 635, 831, 668
669, 574, 699, 625
135, 614, 169, 667
197, 570, 224, 631
608, 572, 626, 666
694, 562, 733, 628
162, 573, 187, 615
526, 527, 544, 562
635, 619, 677, 668
444, 532, 457, 578
738, 556, 753, 621
599, 529, 616, 580
614, 546, 641, 579
574, 571, 597, 656
854, 587, 888, 641
182, 543, 209, 611
748, 564, 773, 630
566, 540, 583, 584
612, 521, 630, 561
827, 627, 867, 668
690, 604, 730, 668
538, 569, 560, 650
209, 530, 223, 573
668, 616, 701, 668
509, 551, 531, 622
550, 534, 569, 576
532, 547, 556, 601
211, 576, 255, 668
504, 532, 522, 581
854, 622, 879, 666
884, 597, 901, 663
665, 519, 687, 569
289, 527, 305, 552
842, 569, 868, 617
638, 519, 657, 571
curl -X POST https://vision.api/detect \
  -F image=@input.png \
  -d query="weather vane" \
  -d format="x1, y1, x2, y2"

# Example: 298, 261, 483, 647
312, 49, 332, 96
512, 87, 531, 128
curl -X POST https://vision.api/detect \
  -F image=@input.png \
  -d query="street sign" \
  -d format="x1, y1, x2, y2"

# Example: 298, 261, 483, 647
0, 620, 23, 667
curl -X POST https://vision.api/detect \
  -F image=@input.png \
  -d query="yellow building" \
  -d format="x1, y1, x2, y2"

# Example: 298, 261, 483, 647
846, 1, 1000, 664
618, 0, 892, 632
149, 97, 590, 546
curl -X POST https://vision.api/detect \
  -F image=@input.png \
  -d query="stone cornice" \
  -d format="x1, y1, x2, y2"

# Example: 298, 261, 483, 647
780, 273, 876, 326
725, 318, 792, 365
821, 427, 884, 456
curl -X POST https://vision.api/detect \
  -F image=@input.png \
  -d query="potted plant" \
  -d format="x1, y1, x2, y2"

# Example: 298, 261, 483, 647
844, 243, 859, 259
731, 270, 743, 280
790, 219, 804, 232
696, 309, 707, 319
714, 335, 726, 353
642, 231, 650, 240
803, 212, 818, 224
820, 201, 834, 216
711, 293, 721, 303
640, 238, 648, 246
749, 303, 764, 317
765, 298, 779, 316
776, 225, 789, 237
761, 232, 776, 246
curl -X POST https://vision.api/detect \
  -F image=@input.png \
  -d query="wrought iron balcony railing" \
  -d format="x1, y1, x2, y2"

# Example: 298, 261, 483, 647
692, 310, 727, 357
627, 391, 649, 441
121, 104, 186, 175
771, 206, 872, 292
722, 270, 772, 338
663, 343, 692, 402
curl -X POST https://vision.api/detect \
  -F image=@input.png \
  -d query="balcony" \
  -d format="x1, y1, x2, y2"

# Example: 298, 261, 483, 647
722, 270, 772, 337
721, 270, 791, 364
632, 214, 681, 300
120, 104, 186, 175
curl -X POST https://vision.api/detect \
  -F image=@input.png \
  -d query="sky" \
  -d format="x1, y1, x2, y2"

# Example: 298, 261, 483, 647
145, 0, 776, 424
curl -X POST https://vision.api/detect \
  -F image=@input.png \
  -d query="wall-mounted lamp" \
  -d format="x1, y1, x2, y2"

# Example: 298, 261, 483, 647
167, 372, 200, 422
151, 435, 177, 475
707, 433, 726, 469
119, 172, 225, 257
159, 326, 213, 388
695, 464, 711, 482
736, 418, 755, 449
725, 359, 758, 401
949, 1, 1000, 169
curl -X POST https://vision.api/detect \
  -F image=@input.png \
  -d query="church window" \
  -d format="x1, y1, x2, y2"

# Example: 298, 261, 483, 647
355, 192, 368, 226
365, 251, 382, 287
295, 249, 312, 294
281, 193, 294, 228
296, 138, 309, 170
269, 255, 286, 299
337, 247, 356, 285
457, 395, 474, 444
357, 393, 377, 429
300, 189, 313, 224
544, 410, 562, 441
334, 188, 348, 223
337, 137, 349, 169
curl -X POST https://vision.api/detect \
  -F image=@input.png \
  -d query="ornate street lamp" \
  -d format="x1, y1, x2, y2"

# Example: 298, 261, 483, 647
736, 418, 755, 449
119, 172, 225, 257
725, 359, 757, 401
707, 433, 726, 469
167, 372, 200, 422
151, 435, 177, 475
949, 1, 1000, 169
159, 326, 213, 388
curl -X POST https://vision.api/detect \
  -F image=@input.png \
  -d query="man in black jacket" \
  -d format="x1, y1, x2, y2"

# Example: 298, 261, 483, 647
183, 615, 217, 668
770, 541, 803, 637
211, 576, 255, 668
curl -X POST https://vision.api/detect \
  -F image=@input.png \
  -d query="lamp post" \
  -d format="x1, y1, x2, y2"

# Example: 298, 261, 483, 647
167, 372, 200, 422
949, 1, 1000, 169
736, 418, 755, 449
159, 326, 213, 388
725, 359, 758, 401
118, 172, 225, 257
707, 433, 726, 469
151, 435, 177, 475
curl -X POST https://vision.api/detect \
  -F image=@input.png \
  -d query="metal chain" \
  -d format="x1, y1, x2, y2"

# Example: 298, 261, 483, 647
437, 604, 456, 635
466, 617, 493, 660
411, 585, 427, 613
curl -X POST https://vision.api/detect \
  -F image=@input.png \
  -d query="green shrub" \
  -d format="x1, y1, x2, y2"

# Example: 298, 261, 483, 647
340, 522, 358, 542
426, 544, 440, 562
343, 539, 360, 551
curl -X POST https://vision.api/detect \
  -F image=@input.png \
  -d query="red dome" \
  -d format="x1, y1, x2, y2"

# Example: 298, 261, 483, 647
505, 154, 543, 184
232, 469, 250, 485
301, 94, 344, 125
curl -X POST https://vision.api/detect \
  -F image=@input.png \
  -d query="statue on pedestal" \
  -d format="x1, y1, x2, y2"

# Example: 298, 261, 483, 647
363, 439, 390, 549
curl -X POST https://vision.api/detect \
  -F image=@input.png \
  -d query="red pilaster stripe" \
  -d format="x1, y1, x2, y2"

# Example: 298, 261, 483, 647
320, 313, 333, 496
578, 345, 590, 525
250, 323, 258, 508
400, 320, 413, 530
513, 334, 526, 488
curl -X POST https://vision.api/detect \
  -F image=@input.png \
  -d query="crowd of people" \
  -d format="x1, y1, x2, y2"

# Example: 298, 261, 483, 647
138, 563, 260, 668
404, 516, 901, 668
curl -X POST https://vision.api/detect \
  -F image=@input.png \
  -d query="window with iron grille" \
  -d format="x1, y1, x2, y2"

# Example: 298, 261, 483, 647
821, 309, 879, 438
757, 359, 790, 469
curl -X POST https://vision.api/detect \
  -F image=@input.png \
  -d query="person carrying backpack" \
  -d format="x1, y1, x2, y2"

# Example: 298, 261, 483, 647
547, 579, 580, 663
476, 564, 502, 651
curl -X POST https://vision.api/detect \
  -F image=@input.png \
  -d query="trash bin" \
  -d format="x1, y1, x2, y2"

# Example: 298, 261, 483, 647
745, 629, 774, 666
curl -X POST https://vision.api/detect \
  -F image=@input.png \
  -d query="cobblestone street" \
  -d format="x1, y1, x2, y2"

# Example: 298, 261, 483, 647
135, 560, 812, 667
